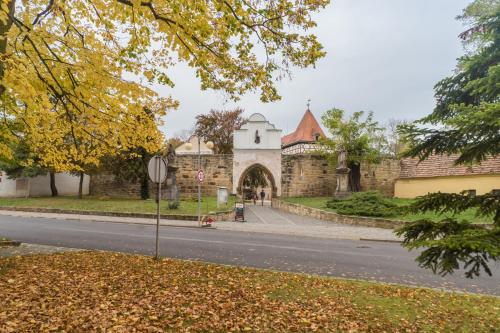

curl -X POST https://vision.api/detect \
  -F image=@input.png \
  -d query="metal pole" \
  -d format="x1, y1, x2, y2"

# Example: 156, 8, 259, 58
197, 136, 201, 227
155, 156, 161, 260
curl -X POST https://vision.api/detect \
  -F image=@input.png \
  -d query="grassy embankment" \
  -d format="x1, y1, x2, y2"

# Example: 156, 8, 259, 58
0, 196, 236, 216
282, 197, 492, 223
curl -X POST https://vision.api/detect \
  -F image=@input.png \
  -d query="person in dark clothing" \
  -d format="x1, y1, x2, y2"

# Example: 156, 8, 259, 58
260, 189, 265, 206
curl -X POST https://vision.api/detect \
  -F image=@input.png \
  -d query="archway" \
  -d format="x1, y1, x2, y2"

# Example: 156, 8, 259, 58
232, 113, 282, 197
237, 163, 278, 200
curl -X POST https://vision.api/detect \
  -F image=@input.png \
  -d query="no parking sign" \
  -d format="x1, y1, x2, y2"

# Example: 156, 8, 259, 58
196, 169, 205, 183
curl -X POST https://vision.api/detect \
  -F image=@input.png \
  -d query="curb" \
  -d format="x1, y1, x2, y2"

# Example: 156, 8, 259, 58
0, 209, 220, 230
359, 238, 401, 243
0, 240, 21, 247
0, 206, 233, 222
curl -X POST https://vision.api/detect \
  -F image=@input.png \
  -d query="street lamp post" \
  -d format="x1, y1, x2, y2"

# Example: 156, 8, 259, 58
185, 136, 214, 227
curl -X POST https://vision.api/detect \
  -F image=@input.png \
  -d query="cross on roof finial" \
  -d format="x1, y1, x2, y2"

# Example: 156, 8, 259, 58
307, 99, 311, 111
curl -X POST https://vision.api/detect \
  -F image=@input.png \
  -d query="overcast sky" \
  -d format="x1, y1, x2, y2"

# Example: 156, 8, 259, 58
157, 0, 471, 138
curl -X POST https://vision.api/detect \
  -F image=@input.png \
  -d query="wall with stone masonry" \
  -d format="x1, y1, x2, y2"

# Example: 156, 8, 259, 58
175, 155, 233, 198
89, 173, 142, 198
272, 198, 404, 229
281, 154, 337, 197
90, 155, 233, 199
360, 159, 400, 197
90, 154, 401, 198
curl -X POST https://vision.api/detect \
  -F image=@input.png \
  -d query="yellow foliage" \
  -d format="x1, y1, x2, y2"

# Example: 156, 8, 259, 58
0, 0, 328, 171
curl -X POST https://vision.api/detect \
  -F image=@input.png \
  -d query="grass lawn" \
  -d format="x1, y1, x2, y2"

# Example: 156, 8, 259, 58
0, 252, 498, 332
0, 196, 236, 216
282, 197, 493, 224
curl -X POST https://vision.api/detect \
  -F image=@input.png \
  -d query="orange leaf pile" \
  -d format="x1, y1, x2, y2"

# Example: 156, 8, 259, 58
0, 252, 498, 332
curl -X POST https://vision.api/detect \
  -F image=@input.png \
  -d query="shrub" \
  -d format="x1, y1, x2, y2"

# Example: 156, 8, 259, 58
326, 191, 401, 217
168, 201, 180, 210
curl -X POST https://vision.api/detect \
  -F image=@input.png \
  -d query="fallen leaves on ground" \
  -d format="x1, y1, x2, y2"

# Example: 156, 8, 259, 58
0, 252, 498, 332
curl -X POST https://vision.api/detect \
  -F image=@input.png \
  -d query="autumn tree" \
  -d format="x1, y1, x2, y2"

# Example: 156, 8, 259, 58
396, 0, 499, 278
195, 108, 247, 154
321, 109, 384, 192
0, 1, 328, 175
166, 137, 184, 150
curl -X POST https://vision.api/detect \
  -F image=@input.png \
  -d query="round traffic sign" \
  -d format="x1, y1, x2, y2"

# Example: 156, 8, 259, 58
196, 169, 205, 183
148, 156, 168, 183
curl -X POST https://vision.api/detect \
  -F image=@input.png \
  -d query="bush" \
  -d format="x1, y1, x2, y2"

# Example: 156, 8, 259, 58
168, 201, 180, 210
326, 191, 401, 217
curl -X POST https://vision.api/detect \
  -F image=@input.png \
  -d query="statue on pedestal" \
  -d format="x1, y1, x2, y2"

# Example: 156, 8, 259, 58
334, 147, 351, 198
165, 144, 180, 202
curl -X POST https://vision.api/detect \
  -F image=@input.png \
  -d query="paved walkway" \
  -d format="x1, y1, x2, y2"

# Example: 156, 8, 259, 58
229, 203, 400, 241
0, 206, 400, 241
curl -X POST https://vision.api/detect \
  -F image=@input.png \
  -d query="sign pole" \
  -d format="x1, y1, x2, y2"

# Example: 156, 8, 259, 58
155, 156, 161, 260
148, 155, 167, 260
197, 136, 201, 227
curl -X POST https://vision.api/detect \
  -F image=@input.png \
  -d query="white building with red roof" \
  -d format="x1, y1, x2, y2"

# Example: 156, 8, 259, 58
281, 108, 326, 155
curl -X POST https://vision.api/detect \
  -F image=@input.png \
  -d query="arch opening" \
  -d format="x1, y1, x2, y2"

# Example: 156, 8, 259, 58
237, 163, 277, 201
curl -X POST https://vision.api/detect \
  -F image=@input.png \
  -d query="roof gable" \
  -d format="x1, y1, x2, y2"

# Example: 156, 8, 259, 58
281, 109, 326, 147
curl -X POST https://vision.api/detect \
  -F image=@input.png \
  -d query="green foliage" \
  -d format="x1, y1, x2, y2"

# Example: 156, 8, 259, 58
321, 109, 385, 191
395, 219, 500, 278
321, 109, 384, 165
397, 0, 500, 278
168, 201, 180, 210
243, 167, 269, 190
408, 191, 499, 223
100, 147, 156, 200
0, 139, 47, 179
400, 103, 500, 164
326, 192, 401, 217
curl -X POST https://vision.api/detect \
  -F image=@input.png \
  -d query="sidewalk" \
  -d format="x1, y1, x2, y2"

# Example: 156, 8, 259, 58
0, 210, 400, 242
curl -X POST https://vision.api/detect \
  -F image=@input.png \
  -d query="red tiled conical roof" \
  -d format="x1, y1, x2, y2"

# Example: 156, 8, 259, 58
281, 109, 326, 147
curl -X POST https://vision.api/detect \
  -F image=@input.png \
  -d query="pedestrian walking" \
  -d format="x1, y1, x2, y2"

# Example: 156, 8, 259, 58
260, 189, 265, 206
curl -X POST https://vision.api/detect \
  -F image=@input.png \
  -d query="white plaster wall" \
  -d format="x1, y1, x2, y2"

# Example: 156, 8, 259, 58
0, 173, 20, 197
232, 149, 282, 196
234, 113, 282, 150
232, 113, 283, 196
0, 171, 89, 197
29, 173, 90, 196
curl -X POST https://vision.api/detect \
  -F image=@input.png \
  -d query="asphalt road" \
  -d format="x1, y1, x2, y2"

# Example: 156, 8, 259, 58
0, 214, 499, 295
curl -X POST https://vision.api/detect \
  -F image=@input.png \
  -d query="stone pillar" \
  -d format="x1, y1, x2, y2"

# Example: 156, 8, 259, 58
334, 166, 351, 198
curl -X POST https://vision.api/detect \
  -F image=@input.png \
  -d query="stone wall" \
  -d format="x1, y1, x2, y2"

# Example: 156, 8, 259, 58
272, 198, 404, 229
89, 173, 142, 198
90, 154, 401, 198
90, 155, 233, 199
360, 159, 400, 197
176, 155, 233, 198
281, 155, 336, 197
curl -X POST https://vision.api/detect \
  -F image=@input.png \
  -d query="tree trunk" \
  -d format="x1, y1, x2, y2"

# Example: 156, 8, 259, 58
0, 0, 16, 96
78, 172, 84, 199
49, 172, 58, 197
349, 162, 361, 192
140, 174, 149, 200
